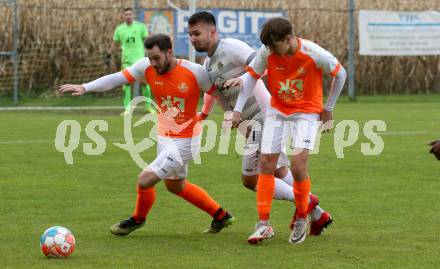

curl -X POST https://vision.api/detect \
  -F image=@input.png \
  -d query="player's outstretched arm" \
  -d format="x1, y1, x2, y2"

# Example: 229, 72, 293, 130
321, 65, 347, 132
59, 84, 86, 96
198, 92, 215, 121
58, 72, 129, 96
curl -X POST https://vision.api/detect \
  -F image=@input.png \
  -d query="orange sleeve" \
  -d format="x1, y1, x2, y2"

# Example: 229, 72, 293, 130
122, 69, 136, 83
245, 66, 261, 80
206, 85, 216, 95
330, 63, 341, 77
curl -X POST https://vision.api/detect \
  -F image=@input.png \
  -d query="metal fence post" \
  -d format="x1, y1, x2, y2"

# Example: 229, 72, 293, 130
188, 0, 196, 63
348, 0, 356, 101
133, 0, 140, 97
12, 0, 19, 104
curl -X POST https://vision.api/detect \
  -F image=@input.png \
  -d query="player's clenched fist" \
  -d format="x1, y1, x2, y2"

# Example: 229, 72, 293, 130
59, 84, 86, 96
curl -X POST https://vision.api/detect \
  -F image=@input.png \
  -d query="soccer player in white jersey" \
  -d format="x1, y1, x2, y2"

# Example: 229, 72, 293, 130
188, 11, 333, 241
59, 34, 235, 236
226, 17, 346, 244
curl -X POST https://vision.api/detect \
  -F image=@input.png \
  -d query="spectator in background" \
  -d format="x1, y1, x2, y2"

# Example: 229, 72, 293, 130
108, 7, 154, 115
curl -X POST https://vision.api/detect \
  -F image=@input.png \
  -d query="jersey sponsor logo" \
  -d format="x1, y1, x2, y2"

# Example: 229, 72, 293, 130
154, 80, 164, 86
297, 66, 307, 76
275, 66, 285, 71
160, 95, 185, 112
217, 61, 224, 71
178, 82, 189, 93
277, 78, 304, 102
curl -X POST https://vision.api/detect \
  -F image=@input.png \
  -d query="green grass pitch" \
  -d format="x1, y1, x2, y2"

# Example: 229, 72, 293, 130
1, 95, 440, 268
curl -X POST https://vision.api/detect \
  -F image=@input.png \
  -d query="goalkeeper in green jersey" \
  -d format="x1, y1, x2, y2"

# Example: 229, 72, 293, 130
108, 7, 154, 114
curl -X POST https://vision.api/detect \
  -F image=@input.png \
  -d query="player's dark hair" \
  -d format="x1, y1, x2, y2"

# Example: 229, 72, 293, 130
260, 17, 293, 47
188, 11, 216, 27
124, 7, 134, 13
144, 34, 173, 52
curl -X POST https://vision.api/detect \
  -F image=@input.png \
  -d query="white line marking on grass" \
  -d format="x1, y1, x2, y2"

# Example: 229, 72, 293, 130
0, 106, 124, 111
373, 131, 431, 136
0, 138, 129, 145
0, 131, 436, 145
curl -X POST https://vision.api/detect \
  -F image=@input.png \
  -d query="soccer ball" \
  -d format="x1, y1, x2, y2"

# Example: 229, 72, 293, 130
40, 226, 75, 257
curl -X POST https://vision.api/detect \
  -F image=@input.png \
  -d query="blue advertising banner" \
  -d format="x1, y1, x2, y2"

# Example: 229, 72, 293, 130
140, 9, 286, 56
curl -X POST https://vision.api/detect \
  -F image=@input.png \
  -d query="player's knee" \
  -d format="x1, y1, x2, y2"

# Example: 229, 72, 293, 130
241, 175, 257, 191
138, 171, 155, 188
260, 155, 277, 174
291, 159, 308, 178
164, 179, 185, 194
138, 173, 148, 188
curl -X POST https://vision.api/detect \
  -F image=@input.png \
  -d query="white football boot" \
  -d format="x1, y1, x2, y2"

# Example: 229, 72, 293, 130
247, 222, 274, 244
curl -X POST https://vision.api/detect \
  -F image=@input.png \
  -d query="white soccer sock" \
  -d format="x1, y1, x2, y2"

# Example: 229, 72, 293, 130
311, 205, 324, 221
273, 178, 294, 201
280, 169, 294, 186
258, 220, 270, 226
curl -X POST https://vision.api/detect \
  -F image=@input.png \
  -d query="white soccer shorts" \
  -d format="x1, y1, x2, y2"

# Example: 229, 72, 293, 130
261, 107, 321, 154
241, 120, 290, 176
148, 135, 201, 180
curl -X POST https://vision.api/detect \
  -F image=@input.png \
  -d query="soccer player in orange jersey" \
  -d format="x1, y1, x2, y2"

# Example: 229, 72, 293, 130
225, 17, 346, 244
188, 11, 332, 236
59, 34, 234, 236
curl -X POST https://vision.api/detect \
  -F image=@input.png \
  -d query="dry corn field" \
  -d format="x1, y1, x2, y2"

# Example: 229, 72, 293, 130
0, 0, 439, 97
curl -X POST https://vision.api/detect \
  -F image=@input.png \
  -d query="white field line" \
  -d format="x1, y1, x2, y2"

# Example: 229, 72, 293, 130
0, 131, 436, 145
0, 138, 132, 145
0, 106, 124, 111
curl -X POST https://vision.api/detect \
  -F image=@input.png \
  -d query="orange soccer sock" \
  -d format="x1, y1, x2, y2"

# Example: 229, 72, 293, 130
132, 185, 156, 223
293, 178, 311, 218
177, 180, 225, 220
257, 174, 275, 221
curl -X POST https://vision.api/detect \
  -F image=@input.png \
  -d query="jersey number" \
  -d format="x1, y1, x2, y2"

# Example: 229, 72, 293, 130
160, 96, 185, 112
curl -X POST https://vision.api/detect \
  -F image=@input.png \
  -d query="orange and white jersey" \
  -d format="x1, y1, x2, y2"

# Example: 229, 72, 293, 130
246, 38, 341, 115
122, 58, 213, 138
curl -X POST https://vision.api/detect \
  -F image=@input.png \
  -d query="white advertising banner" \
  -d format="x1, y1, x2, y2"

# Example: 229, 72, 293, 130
359, 10, 440, 56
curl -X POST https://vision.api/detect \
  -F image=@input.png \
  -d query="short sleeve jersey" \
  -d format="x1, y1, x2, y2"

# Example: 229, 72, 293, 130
246, 38, 341, 115
113, 21, 148, 66
122, 58, 213, 138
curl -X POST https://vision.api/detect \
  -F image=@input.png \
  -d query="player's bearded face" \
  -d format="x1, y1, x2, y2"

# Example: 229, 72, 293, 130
188, 23, 214, 52
148, 47, 172, 75
160, 54, 172, 74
